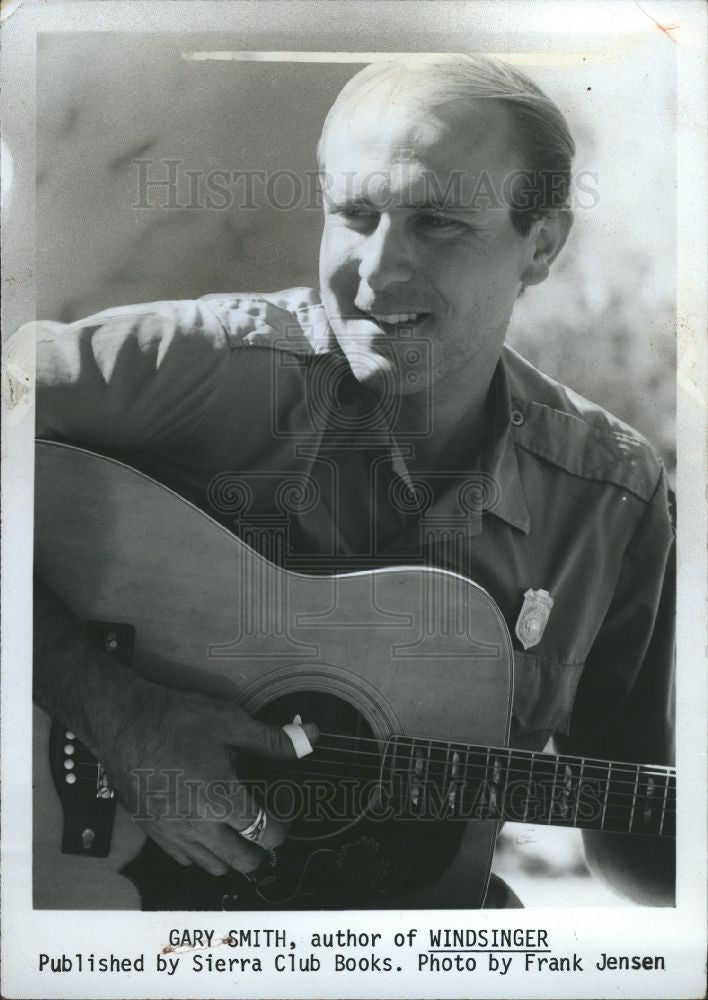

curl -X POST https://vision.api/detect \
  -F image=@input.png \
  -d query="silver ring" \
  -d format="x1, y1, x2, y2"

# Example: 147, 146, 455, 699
240, 806, 267, 844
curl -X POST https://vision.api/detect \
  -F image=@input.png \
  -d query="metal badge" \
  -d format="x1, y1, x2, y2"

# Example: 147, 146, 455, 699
515, 588, 554, 650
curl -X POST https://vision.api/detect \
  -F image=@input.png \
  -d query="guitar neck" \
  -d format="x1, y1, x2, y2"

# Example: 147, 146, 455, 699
383, 736, 675, 837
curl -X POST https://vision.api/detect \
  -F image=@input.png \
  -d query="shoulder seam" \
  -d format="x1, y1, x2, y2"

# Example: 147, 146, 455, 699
513, 437, 658, 504
512, 400, 662, 504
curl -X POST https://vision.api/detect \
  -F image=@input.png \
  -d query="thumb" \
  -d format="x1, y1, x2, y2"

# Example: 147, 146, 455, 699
285, 719, 320, 757
236, 713, 319, 760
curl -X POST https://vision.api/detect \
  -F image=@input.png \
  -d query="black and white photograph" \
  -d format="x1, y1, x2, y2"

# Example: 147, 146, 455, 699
1, 1, 706, 998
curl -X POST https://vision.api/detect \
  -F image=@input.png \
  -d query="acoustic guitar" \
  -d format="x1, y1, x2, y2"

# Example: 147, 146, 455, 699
33, 441, 675, 910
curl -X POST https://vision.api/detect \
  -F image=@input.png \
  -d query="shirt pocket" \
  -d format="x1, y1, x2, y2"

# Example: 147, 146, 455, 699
511, 651, 584, 737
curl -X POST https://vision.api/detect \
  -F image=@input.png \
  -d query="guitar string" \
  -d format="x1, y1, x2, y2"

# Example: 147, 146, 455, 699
60, 779, 675, 832
59, 731, 675, 783
306, 742, 676, 791
63, 738, 677, 784
315, 733, 677, 773
64, 751, 676, 792
64, 726, 676, 776
294, 746, 677, 789
62, 764, 676, 820
59, 772, 676, 826
63, 759, 676, 804
64, 742, 677, 792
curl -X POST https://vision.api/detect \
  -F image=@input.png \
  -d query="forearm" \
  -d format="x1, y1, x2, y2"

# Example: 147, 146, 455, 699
33, 575, 152, 760
33, 575, 296, 874
582, 830, 675, 906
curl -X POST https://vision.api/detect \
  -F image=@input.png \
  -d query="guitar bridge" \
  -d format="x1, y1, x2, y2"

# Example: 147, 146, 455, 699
48, 621, 134, 858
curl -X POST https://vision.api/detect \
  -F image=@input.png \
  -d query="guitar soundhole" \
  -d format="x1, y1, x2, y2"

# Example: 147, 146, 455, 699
238, 691, 379, 841
124, 692, 470, 909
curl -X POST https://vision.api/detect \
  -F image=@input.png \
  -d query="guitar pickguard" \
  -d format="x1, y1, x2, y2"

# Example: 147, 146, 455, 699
121, 816, 467, 910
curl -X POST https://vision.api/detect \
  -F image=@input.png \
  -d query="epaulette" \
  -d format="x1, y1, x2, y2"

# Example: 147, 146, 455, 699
504, 346, 663, 504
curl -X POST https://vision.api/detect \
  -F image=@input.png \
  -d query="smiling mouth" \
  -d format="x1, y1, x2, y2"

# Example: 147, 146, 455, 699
364, 311, 431, 332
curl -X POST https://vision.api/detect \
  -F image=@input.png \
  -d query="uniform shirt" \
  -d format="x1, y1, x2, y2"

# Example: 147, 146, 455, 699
35, 286, 675, 768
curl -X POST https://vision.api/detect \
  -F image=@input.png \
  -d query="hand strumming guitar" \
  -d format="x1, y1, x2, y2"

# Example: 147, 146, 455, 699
33, 576, 318, 876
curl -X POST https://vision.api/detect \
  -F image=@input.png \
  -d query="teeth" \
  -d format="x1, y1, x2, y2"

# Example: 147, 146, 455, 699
372, 313, 420, 324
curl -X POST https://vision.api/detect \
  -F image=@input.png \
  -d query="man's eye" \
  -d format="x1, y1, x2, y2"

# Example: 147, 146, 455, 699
419, 212, 461, 231
347, 207, 377, 221
332, 204, 374, 219
334, 206, 379, 229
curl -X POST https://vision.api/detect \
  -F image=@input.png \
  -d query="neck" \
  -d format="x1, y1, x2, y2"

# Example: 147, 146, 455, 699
381, 733, 676, 837
391, 367, 495, 474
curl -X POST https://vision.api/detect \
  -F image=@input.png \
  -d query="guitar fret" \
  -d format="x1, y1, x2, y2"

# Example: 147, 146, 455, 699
572, 758, 586, 828
388, 735, 401, 806
640, 771, 660, 834
490, 750, 503, 818
456, 746, 464, 815
629, 763, 640, 833
424, 739, 433, 814
464, 747, 481, 819
608, 761, 636, 833
558, 759, 574, 823
547, 755, 560, 824
397, 736, 413, 814
409, 740, 422, 812
446, 741, 460, 817
659, 770, 670, 837
522, 751, 535, 824
538, 752, 558, 824
482, 748, 507, 820
503, 749, 512, 819
600, 762, 611, 830
479, 747, 489, 819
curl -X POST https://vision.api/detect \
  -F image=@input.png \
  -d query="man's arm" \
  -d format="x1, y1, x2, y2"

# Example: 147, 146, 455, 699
582, 833, 674, 907
34, 575, 317, 874
32, 299, 318, 873
34, 299, 231, 450
557, 472, 676, 905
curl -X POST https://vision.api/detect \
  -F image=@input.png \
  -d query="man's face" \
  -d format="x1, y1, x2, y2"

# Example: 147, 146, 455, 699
319, 96, 535, 398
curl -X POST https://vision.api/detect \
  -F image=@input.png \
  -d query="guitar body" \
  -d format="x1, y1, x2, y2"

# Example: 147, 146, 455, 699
33, 441, 514, 909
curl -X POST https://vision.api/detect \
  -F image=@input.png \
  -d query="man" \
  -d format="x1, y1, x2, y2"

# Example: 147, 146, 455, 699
32, 54, 674, 906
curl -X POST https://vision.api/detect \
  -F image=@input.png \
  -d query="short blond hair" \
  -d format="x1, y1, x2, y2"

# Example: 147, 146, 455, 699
318, 54, 575, 235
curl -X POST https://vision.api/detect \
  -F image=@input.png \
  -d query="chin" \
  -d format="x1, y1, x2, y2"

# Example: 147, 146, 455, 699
335, 332, 432, 398
345, 351, 396, 392
342, 348, 426, 397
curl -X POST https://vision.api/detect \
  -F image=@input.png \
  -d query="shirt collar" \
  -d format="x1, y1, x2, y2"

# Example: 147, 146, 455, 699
390, 354, 531, 537
479, 358, 532, 534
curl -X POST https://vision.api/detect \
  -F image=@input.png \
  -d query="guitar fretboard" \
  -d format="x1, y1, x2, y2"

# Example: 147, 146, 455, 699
382, 736, 675, 837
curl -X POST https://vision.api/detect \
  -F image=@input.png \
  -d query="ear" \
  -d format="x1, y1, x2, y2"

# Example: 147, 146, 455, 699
521, 209, 573, 287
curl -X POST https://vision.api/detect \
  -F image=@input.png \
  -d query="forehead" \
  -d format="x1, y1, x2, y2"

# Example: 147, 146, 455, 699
321, 97, 518, 205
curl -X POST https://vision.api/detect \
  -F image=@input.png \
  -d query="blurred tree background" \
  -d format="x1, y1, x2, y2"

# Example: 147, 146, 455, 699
506, 60, 676, 481
508, 252, 676, 481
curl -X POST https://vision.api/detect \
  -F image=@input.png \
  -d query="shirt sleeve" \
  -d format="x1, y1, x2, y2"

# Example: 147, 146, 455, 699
557, 468, 675, 767
35, 299, 232, 451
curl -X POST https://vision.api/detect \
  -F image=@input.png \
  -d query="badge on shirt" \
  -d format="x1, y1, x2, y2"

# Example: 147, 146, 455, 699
515, 588, 554, 650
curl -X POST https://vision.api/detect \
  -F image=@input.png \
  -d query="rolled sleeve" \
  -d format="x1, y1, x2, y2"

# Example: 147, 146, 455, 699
35, 299, 230, 451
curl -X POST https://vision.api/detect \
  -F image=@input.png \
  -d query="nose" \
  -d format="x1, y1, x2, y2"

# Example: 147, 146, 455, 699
358, 214, 415, 292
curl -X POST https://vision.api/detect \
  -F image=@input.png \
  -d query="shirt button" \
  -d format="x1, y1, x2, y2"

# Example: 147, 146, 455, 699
510, 409, 525, 427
